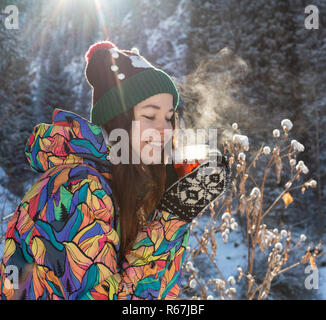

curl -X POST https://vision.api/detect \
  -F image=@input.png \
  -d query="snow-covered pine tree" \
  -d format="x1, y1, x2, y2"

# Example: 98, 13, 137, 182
36, 38, 75, 123
0, 25, 34, 196
293, 0, 326, 238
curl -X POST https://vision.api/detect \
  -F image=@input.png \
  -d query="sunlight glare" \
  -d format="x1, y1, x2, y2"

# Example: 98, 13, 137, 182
94, 0, 110, 40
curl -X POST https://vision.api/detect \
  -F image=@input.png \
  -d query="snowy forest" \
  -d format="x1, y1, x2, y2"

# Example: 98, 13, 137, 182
0, 0, 325, 299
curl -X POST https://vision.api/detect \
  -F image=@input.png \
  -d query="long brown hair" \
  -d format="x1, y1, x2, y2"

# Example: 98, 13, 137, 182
103, 107, 177, 265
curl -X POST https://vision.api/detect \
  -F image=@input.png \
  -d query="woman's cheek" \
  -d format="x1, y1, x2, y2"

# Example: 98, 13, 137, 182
140, 120, 164, 164
140, 120, 158, 143
131, 120, 150, 160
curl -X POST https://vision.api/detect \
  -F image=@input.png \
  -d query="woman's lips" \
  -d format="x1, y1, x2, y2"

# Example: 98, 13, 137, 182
146, 141, 163, 149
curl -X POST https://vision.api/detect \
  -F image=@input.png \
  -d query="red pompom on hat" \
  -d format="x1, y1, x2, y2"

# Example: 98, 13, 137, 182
85, 41, 117, 63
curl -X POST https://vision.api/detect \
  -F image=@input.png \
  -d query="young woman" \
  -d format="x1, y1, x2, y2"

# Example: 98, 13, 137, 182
0, 41, 230, 300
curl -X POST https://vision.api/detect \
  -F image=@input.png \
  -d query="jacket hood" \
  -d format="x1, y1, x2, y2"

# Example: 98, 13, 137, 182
25, 108, 111, 174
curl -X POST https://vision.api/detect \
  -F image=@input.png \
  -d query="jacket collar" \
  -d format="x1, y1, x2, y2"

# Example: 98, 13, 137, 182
25, 108, 112, 177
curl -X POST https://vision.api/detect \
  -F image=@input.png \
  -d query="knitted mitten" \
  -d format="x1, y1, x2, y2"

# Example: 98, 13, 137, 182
157, 151, 231, 223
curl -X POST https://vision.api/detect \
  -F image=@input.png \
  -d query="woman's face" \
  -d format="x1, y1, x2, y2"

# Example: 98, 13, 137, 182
133, 93, 174, 164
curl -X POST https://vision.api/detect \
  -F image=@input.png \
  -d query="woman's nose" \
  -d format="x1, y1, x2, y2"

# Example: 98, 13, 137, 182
156, 119, 172, 138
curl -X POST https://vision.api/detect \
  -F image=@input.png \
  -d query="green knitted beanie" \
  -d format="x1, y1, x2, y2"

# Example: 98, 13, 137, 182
84, 41, 179, 125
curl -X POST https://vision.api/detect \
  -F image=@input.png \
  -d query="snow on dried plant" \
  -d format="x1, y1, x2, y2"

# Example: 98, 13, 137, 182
181, 118, 323, 300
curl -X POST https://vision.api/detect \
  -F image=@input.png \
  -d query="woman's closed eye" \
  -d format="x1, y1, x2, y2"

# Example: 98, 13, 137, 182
143, 115, 155, 120
142, 115, 173, 122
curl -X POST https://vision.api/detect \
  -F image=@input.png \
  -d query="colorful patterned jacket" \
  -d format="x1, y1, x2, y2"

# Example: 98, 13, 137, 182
0, 108, 190, 300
